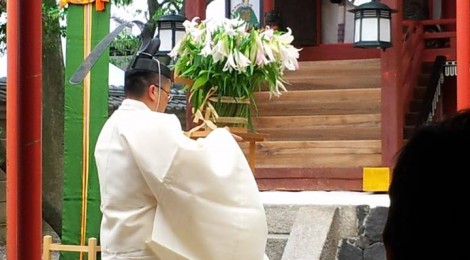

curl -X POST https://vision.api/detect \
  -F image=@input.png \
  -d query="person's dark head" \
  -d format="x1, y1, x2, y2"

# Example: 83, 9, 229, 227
383, 109, 470, 259
125, 69, 172, 112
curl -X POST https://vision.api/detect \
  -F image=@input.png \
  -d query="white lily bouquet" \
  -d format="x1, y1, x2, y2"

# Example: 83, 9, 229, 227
170, 17, 301, 131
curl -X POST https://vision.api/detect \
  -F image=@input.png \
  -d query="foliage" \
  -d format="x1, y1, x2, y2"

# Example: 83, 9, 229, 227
0, 2, 66, 54
170, 17, 301, 128
43, 3, 67, 53
109, 0, 183, 60
110, 33, 139, 56
0, 0, 6, 54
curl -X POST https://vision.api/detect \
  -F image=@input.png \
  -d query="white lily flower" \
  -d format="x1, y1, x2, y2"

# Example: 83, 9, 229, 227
212, 39, 228, 63
262, 41, 276, 63
200, 31, 213, 57
256, 50, 269, 66
170, 16, 300, 121
233, 50, 251, 72
223, 52, 237, 72
276, 28, 295, 45
261, 28, 274, 40
272, 79, 288, 97
279, 45, 300, 70
183, 17, 199, 31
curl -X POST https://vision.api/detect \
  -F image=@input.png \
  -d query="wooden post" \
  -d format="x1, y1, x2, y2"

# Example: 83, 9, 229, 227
380, 0, 403, 167
457, 0, 470, 109
43, 236, 53, 260
88, 238, 98, 260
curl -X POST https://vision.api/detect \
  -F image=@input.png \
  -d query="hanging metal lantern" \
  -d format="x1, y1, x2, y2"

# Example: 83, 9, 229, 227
156, 13, 187, 56
349, 0, 396, 50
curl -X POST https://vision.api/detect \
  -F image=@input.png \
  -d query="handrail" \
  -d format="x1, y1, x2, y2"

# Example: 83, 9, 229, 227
415, 55, 446, 127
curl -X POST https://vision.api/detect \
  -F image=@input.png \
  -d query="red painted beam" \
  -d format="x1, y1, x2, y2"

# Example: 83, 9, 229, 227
380, 0, 403, 168
6, 0, 43, 259
185, 0, 206, 20
184, 0, 206, 130
457, 0, 470, 109
264, 0, 274, 15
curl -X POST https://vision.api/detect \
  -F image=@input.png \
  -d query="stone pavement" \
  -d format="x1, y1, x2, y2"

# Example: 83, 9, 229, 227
261, 191, 390, 260
0, 191, 389, 260
260, 191, 389, 208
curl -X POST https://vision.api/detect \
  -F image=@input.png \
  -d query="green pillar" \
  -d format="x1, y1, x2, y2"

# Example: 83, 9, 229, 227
62, 3, 109, 259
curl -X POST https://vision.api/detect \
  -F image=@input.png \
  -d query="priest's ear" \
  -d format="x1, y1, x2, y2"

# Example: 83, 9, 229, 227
147, 84, 158, 102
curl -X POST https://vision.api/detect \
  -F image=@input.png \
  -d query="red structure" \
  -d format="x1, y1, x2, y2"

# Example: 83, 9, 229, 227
5, 2, 469, 255
6, 0, 43, 259
188, 0, 466, 190
457, 0, 470, 109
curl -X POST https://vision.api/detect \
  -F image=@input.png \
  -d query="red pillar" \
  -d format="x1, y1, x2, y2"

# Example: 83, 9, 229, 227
380, 0, 403, 167
6, 0, 43, 259
264, 0, 274, 14
185, 0, 206, 130
185, 0, 206, 20
457, 0, 470, 109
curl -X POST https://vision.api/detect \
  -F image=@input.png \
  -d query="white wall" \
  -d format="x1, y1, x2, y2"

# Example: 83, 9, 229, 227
321, 0, 355, 44
206, 0, 226, 20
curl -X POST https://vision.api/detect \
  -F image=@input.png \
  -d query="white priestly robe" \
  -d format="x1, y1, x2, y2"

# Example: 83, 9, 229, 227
94, 99, 268, 260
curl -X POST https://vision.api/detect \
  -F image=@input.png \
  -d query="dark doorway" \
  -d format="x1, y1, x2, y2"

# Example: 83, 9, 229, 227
275, 0, 318, 46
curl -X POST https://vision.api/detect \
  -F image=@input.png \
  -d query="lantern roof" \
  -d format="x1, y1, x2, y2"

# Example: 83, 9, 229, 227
348, 0, 397, 13
157, 13, 187, 23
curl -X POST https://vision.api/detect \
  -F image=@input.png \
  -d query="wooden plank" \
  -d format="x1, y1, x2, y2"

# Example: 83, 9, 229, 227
240, 140, 382, 156
253, 114, 381, 128
254, 101, 381, 116
284, 67, 380, 79
240, 140, 382, 169
256, 178, 363, 191
252, 114, 381, 141
259, 76, 381, 91
251, 153, 382, 168
254, 167, 364, 179
422, 31, 456, 39
252, 128, 380, 141
239, 140, 382, 168
255, 89, 380, 103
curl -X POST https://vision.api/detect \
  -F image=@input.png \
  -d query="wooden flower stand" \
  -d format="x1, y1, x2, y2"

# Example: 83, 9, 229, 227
188, 130, 268, 174
43, 235, 100, 260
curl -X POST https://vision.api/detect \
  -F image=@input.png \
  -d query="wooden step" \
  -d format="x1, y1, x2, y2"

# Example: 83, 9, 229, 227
286, 59, 380, 78
254, 89, 381, 116
405, 111, 419, 126
280, 76, 381, 90
240, 140, 382, 168
276, 59, 381, 90
254, 168, 364, 191
252, 113, 381, 141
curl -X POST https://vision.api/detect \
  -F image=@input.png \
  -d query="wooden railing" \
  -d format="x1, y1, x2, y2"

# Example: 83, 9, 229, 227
400, 19, 456, 127
415, 55, 446, 127
420, 19, 457, 62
